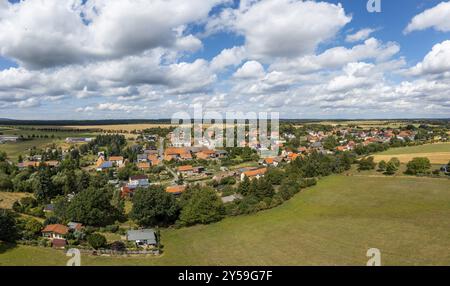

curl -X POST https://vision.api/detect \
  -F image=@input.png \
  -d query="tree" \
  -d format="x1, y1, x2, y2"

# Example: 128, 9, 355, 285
87, 233, 107, 249
178, 187, 225, 226
406, 157, 431, 175
323, 136, 338, 150
254, 178, 275, 199
378, 160, 387, 172
266, 168, 285, 185
33, 167, 58, 203
385, 161, 398, 175
130, 186, 178, 227
0, 173, 13, 192
390, 157, 401, 168
0, 209, 18, 242
237, 176, 250, 196
22, 218, 43, 239
66, 187, 120, 226
358, 157, 376, 171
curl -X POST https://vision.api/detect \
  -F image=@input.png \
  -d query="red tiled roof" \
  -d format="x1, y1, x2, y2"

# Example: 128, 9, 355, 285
166, 185, 186, 194
42, 224, 69, 235
243, 168, 267, 178
137, 162, 150, 169
109, 156, 124, 161
178, 165, 193, 172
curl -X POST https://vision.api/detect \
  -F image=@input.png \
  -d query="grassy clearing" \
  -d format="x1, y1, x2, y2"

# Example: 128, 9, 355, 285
373, 143, 450, 164
1, 175, 449, 266
0, 192, 31, 209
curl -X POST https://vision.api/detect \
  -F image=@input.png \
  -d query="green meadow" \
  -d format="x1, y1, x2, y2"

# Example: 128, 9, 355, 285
1, 174, 449, 266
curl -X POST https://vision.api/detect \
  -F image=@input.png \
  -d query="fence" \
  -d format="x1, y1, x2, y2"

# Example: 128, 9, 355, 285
73, 248, 160, 256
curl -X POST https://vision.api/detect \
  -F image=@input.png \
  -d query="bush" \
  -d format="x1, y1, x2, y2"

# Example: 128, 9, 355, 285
358, 157, 376, 171
104, 224, 119, 233
110, 241, 126, 252
406, 157, 431, 175
87, 233, 107, 250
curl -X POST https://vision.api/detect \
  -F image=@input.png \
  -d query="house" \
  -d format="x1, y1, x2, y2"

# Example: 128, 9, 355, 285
96, 157, 113, 171
241, 168, 267, 181
221, 194, 243, 203
17, 161, 40, 169
121, 186, 135, 198
164, 147, 191, 161
148, 154, 161, 166
193, 166, 205, 174
96, 157, 113, 172
67, 222, 83, 231
137, 154, 148, 163
126, 229, 157, 248
65, 137, 93, 144
0, 135, 19, 143
215, 150, 228, 158
43, 160, 60, 167
51, 238, 67, 249
263, 157, 279, 167
177, 165, 194, 175
166, 185, 186, 195
109, 156, 124, 167
129, 175, 149, 188
42, 224, 69, 240
298, 147, 308, 154
43, 204, 55, 213
286, 153, 300, 163
137, 162, 151, 170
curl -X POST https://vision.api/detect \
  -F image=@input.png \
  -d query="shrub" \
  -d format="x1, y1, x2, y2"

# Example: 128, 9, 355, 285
406, 157, 431, 175
87, 233, 107, 250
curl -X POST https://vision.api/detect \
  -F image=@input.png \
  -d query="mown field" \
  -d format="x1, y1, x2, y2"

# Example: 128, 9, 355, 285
0, 127, 97, 161
373, 143, 450, 164
0, 192, 31, 209
1, 174, 449, 266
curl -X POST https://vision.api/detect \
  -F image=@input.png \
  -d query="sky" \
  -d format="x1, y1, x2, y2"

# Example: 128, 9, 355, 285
0, 0, 450, 120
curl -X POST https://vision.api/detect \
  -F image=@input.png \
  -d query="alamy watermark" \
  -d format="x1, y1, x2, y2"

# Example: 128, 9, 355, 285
367, 0, 381, 13
66, 248, 81, 266
366, 248, 381, 266
171, 104, 280, 156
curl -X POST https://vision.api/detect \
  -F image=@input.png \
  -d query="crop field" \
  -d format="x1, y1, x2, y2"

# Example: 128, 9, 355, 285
373, 143, 450, 164
1, 174, 449, 266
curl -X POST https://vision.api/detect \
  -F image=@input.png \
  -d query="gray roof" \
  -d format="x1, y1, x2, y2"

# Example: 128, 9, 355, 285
127, 229, 156, 243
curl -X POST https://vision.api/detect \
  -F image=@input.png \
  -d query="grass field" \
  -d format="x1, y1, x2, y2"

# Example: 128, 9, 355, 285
0, 127, 98, 161
373, 143, 450, 164
1, 174, 449, 266
0, 192, 31, 209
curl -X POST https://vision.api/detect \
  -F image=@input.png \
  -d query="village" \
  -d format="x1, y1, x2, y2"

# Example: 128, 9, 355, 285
1, 121, 449, 255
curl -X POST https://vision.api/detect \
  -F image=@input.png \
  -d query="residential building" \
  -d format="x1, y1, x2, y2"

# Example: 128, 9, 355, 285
126, 229, 157, 248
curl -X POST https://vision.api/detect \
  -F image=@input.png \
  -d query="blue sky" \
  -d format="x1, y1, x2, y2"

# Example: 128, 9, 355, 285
0, 0, 449, 119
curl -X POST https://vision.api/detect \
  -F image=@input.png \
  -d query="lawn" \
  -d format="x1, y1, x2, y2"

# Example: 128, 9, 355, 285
373, 143, 450, 164
1, 175, 449, 266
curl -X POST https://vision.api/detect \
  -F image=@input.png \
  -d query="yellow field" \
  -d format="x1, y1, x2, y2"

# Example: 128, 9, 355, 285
374, 152, 450, 165
64, 124, 175, 132
0, 192, 31, 209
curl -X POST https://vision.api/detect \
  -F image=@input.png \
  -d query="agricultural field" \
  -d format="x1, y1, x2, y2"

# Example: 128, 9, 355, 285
373, 143, 450, 164
63, 124, 175, 132
1, 174, 449, 266
0, 126, 97, 161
